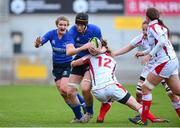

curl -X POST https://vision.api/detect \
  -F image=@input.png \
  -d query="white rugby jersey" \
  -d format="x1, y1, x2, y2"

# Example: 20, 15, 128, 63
83, 53, 118, 90
130, 33, 150, 51
130, 33, 156, 64
147, 20, 176, 63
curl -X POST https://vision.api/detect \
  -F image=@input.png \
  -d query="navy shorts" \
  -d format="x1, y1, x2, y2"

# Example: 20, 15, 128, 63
71, 56, 89, 76
52, 62, 71, 82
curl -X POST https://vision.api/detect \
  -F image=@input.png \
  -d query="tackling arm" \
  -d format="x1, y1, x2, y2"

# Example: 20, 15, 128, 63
112, 44, 134, 57
71, 55, 90, 67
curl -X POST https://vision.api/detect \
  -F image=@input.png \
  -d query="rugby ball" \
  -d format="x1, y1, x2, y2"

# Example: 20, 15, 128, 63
90, 37, 101, 48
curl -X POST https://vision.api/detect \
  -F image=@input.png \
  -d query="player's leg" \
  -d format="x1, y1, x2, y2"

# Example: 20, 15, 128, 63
140, 72, 163, 123
81, 70, 94, 122
58, 76, 85, 114
113, 84, 149, 125
165, 75, 180, 96
113, 83, 168, 125
52, 63, 84, 122
136, 76, 145, 104
56, 77, 69, 101
91, 84, 115, 123
133, 67, 148, 119
111, 83, 157, 125
67, 74, 85, 122
56, 77, 84, 121
68, 64, 93, 122
97, 101, 112, 123
161, 81, 180, 118
165, 75, 180, 118
125, 95, 168, 125
140, 58, 180, 123
77, 93, 86, 114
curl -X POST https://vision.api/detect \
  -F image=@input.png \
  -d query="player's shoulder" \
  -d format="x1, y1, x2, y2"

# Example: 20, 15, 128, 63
68, 25, 78, 34
69, 25, 76, 31
131, 33, 143, 43
46, 29, 57, 35
148, 20, 160, 31
134, 33, 143, 40
87, 24, 101, 30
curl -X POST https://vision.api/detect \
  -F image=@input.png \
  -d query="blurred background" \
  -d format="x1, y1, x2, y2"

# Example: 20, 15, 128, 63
0, 0, 180, 85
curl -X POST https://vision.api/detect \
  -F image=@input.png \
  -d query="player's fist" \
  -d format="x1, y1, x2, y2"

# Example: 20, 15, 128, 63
135, 51, 144, 58
34, 37, 42, 48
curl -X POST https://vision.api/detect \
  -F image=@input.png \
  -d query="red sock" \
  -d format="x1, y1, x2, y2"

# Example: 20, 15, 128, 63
175, 108, 180, 118
141, 100, 152, 122
98, 102, 111, 120
147, 111, 156, 122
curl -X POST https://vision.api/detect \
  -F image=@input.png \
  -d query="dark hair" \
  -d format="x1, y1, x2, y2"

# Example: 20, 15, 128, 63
146, 7, 170, 37
55, 16, 69, 26
101, 39, 112, 55
75, 12, 88, 25
146, 7, 160, 21
142, 20, 148, 25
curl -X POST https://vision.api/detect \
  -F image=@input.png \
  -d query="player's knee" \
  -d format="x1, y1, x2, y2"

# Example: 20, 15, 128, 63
66, 85, 77, 96
142, 80, 154, 94
173, 89, 180, 97
81, 79, 91, 91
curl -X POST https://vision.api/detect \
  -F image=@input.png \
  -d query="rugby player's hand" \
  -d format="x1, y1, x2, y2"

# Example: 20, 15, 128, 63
71, 61, 75, 67
84, 42, 93, 50
135, 51, 144, 58
89, 43, 101, 55
34, 37, 42, 48
141, 54, 151, 65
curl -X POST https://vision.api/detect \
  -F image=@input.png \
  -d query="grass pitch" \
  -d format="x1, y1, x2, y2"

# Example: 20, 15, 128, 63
0, 84, 179, 127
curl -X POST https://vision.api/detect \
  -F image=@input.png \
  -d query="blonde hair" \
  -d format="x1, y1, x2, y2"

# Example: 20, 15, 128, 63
55, 16, 69, 26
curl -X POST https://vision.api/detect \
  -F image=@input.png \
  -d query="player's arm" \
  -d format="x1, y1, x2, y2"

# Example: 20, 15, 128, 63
71, 55, 90, 67
149, 35, 166, 57
112, 44, 134, 57
135, 45, 152, 58
34, 36, 42, 48
66, 43, 91, 56
34, 31, 51, 48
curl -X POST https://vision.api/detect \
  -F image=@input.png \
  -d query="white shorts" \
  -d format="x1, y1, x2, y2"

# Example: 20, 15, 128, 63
91, 83, 128, 103
152, 58, 179, 78
140, 62, 154, 78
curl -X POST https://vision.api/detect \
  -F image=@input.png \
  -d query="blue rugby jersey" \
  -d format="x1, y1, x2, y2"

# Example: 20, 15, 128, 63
69, 24, 102, 57
41, 29, 74, 64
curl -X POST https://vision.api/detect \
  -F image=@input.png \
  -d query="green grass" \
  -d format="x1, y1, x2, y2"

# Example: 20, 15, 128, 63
0, 84, 179, 127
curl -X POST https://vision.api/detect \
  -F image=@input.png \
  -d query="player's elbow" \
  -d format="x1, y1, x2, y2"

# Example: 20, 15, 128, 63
66, 45, 76, 56
66, 50, 74, 56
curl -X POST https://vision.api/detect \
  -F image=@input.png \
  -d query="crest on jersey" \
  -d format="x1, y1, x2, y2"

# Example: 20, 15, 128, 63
76, 37, 80, 42
52, 40, 55, 45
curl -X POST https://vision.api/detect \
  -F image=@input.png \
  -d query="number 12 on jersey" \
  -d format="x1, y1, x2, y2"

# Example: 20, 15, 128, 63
97, 56, 112, 68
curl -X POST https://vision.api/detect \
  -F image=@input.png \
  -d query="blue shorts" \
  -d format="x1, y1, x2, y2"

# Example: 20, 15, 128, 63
71, 56, 89, 76
52, 62, 71, 82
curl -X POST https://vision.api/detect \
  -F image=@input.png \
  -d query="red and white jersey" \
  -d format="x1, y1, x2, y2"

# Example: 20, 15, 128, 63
83, 53, 118, 90
130, 33, 150, 51
147, 20, 177, 63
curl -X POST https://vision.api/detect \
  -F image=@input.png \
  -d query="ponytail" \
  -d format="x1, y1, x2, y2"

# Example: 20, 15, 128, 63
158, 19, 170, 37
